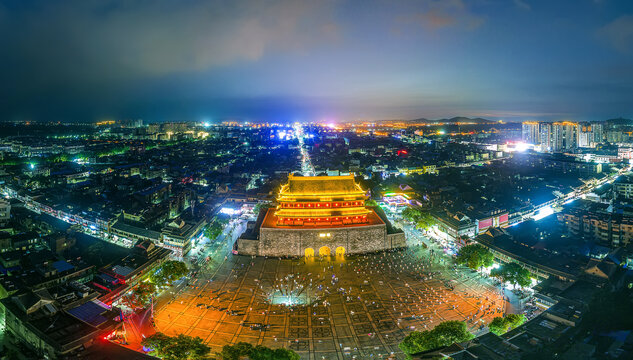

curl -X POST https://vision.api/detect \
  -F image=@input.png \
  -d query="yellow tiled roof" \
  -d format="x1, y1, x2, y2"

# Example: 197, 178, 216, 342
280, 174, 366, 196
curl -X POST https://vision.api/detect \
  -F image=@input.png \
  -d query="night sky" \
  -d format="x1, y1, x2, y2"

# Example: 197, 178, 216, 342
1, 0, 632, 123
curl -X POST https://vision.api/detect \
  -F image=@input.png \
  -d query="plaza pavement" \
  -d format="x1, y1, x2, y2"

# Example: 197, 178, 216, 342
154, 245, 504, 360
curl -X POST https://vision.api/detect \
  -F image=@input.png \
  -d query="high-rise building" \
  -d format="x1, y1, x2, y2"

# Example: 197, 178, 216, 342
592, 122, 604, 143
521, 122, 540, 144
539, 122, 553, 151
577, 122, 604, 148
552, 122, 578, 151
607, 130, 626, 144
577, 122, 593, 148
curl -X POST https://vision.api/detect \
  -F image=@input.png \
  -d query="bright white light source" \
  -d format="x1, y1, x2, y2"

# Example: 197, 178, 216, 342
220, 207, 238, 215
515, 142, 529, 152
533, 205, 554, 220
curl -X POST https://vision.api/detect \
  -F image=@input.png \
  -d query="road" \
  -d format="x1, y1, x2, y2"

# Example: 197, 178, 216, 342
516, 163, 632, 224
294, 123, 315, 176
117, 217, 247, 353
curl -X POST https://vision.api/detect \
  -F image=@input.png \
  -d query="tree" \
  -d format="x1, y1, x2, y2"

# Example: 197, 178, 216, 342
401, 208, 436, 231
399, 321, 474, 357
142, 332, 210, 360
490, 263, 532, 288
365, 199, 378, 207
489, 313, 526, 335
415, 211, 436, 231
151, 260, 188, 286
488, 317, 506, 335
121, 282, 156, 309
219, 342, 300, 360
253, 202, 273, 215
142, 332, 171, 353
402, 207, 422, 223
204, 221, 223, 240
399, 331, 428, 357
456, 244, 494, 271
506, 313, 526, 329
204, 217, 229, 240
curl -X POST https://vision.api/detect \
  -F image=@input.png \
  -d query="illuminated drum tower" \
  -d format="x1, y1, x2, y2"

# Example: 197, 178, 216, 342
275, 174, 371, 227
237, 174, 406, 257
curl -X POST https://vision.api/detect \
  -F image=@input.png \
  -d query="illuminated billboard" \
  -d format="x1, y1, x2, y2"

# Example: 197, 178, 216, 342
478, 218, 492, 230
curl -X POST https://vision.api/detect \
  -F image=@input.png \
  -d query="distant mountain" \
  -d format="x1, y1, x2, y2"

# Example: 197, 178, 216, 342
407, 116, 497, 124
605, 117, 633, 126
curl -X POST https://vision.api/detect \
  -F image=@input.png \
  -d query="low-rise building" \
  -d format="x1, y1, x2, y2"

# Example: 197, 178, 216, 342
93, 240, 171, 305
160, 217, 207, 257
475, 227, 583, 282
0, 199, 10, 225
558, 200, 633, 248
432, 210, 476, 241
1, 290, 119, 359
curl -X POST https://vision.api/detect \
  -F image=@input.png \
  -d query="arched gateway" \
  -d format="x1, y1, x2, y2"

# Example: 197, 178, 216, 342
319, 246, 331, 256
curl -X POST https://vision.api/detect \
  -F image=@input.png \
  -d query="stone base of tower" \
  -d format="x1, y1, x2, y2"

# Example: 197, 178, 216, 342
237, 209, 406, 257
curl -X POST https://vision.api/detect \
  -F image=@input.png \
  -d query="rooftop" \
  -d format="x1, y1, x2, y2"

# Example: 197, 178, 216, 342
261, 208, 385, 229
280, 174, 366, 197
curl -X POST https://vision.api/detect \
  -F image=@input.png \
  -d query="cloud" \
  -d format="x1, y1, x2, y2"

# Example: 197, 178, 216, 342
401, 0, 485, 31
0, 0, 340, 82
597, 15, 633, 53
513, 0, 531, 11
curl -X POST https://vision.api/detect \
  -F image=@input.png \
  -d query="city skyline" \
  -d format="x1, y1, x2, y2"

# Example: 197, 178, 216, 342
1, 0, 633, 123
2, 1, 633, 359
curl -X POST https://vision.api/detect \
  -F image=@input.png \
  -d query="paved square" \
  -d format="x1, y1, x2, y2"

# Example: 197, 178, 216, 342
154, 246, 504, 359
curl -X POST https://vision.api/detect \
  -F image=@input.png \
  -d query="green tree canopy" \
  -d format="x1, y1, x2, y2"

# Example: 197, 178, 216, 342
204, 217, 229, 240
253, 202, 274, 214
142, 332, 210, 360
402, 207, 423, 223
488, 313, 526, 335
122, 282, 156, 309
365, 199, 378, 207
490, 263, 532, 288
151, 260, 188, 286
219, 342, 300, 360
456, 244, 494, 270
401, 208, 436, 231
415, 212, 436, 231
399, 321, 474, 357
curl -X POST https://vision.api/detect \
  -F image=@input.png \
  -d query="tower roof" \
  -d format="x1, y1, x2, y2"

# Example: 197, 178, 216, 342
281, 174, 365, 196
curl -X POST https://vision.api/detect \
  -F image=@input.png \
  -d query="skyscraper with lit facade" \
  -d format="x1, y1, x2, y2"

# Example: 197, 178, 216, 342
552, 121, 578, 151
521, 122, 540, 144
